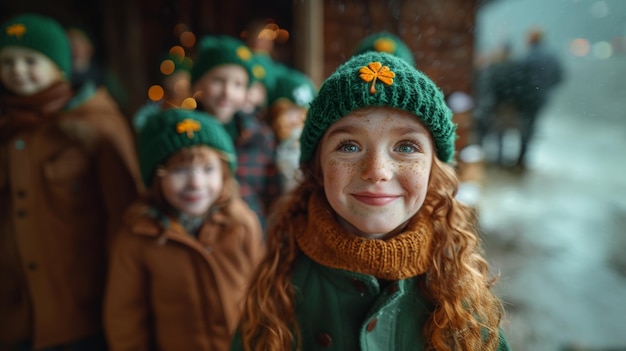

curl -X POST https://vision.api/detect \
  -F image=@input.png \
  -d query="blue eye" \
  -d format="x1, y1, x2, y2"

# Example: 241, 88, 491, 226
395, 141, 419, 153
202, 166, 214, 173
170, 167, 188, 175
338, 142, 360, 153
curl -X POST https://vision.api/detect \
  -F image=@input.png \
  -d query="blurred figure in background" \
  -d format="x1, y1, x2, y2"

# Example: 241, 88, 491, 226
352, 31, 416, 66
66, 25, 129, 111
66, 27, 104, 88
105, 108, 264, 351
191, 35, 280, 230
0, 13, 141, 351
474, 42, 526, 168
239, 51, 278, 116
516, 27, 563, 171
266, 65, 317, 193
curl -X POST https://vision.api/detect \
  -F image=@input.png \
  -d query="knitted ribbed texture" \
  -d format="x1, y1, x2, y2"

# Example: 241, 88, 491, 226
138, 108, 237, 187
353, 31, 416, 66
295, 192, 433, 280
0, 13, 71, 76
190, 35, 254, 84
299, 51, 456, 164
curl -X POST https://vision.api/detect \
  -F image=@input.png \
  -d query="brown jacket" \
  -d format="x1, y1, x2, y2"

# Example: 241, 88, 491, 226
0, 85, 142, 349
104, 198, 265, 351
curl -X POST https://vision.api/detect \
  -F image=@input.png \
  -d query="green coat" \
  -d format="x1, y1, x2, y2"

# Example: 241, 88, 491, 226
232, 254, 511, 350
292, 255, 429, 350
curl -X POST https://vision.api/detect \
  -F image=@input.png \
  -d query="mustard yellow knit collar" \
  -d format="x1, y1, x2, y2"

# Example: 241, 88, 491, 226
295, 193, 434, 280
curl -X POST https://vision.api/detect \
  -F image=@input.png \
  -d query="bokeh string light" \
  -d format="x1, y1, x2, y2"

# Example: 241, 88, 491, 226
147, 24, 195, 109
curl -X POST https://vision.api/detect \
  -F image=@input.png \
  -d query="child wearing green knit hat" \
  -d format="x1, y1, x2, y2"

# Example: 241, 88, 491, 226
241, 51, 278, 114
0, 13, 72, 94
232, 52, 511, 351
191, 35, 254, 123
266, 65, 317, 192
0, 13, 142, 351
192, 34, 280, 230
353, 31, 416, 66
104, 108, 264, 351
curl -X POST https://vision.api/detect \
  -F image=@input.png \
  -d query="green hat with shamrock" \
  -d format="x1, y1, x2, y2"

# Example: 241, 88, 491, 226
138, 108, 237, 187
268, 65, 317, 108
190, 35, 254, 85
300, 51, 456, 164
353, 31, 415, 66
0, 13, 71, 76
250, 52, 278, 91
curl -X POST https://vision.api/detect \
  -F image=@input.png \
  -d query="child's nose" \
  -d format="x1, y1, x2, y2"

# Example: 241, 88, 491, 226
187, 171, 203, 187
223, 83, 237, 98
12, 60, 27, 75
360, 151, 393, 183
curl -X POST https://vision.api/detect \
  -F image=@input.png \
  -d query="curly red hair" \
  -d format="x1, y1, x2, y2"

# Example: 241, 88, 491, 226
238, 152, 504, 350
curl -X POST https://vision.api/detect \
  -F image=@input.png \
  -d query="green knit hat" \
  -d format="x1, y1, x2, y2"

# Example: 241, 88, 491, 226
190, 35, 254, 84
268, 65, 317, 108
300, 51, 456, 164
250, 52, 277, 91
0, 13, 71, 76
353, 31, 416, 67
138, 108, 237, 187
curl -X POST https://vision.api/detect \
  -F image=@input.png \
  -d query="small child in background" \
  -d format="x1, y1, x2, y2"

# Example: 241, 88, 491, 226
191, 35, 280, 229
353, 31, 416, 66
0, 13, 142, 351
66, 26, 104, 88
104, 108, 264, 351
240, 51, 277, 115
266, 66, 317, 192
232, 52, 510, 350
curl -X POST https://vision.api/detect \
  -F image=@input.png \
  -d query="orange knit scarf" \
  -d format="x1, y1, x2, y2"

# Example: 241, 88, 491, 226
295, 193, 434, 280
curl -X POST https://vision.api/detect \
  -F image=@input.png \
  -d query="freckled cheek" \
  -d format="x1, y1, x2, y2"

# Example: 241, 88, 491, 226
397, 163, 430, 188
323, 158, 358, 185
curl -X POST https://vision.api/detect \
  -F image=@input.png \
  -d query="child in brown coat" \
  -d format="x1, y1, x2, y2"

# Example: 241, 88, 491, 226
0, 13, 141, 351
104, 108, 265, 351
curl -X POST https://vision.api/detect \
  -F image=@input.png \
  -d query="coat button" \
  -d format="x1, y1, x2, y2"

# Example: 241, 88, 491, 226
366, 318, 378, 332
27, 262, 37, 271
16, 190, 27, 198
315, 332, 333, 347
351, 278, 367, 293
16, 209, 27, 218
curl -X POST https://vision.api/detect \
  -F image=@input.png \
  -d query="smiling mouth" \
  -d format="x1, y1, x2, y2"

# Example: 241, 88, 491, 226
351, 193, 399, 206
182, 194, 206, 202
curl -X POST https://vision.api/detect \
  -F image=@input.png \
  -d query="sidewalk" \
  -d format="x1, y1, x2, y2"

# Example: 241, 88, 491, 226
477, 58, 626, 350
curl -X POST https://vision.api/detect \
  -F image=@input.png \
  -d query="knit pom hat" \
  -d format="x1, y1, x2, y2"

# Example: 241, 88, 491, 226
138, 108, 237, 186
250, 52, 278, 92
268, 65, 317, 108
190, 35, 254, 84
0, 13, 71, 76
300, 51, 456, 163
353, 31, 415, 67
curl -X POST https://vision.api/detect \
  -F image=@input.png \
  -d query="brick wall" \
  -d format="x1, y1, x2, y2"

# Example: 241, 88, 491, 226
323, 0, 478, 96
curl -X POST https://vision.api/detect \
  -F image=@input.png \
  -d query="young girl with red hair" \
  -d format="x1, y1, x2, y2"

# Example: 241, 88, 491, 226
232, 51, 510, 351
